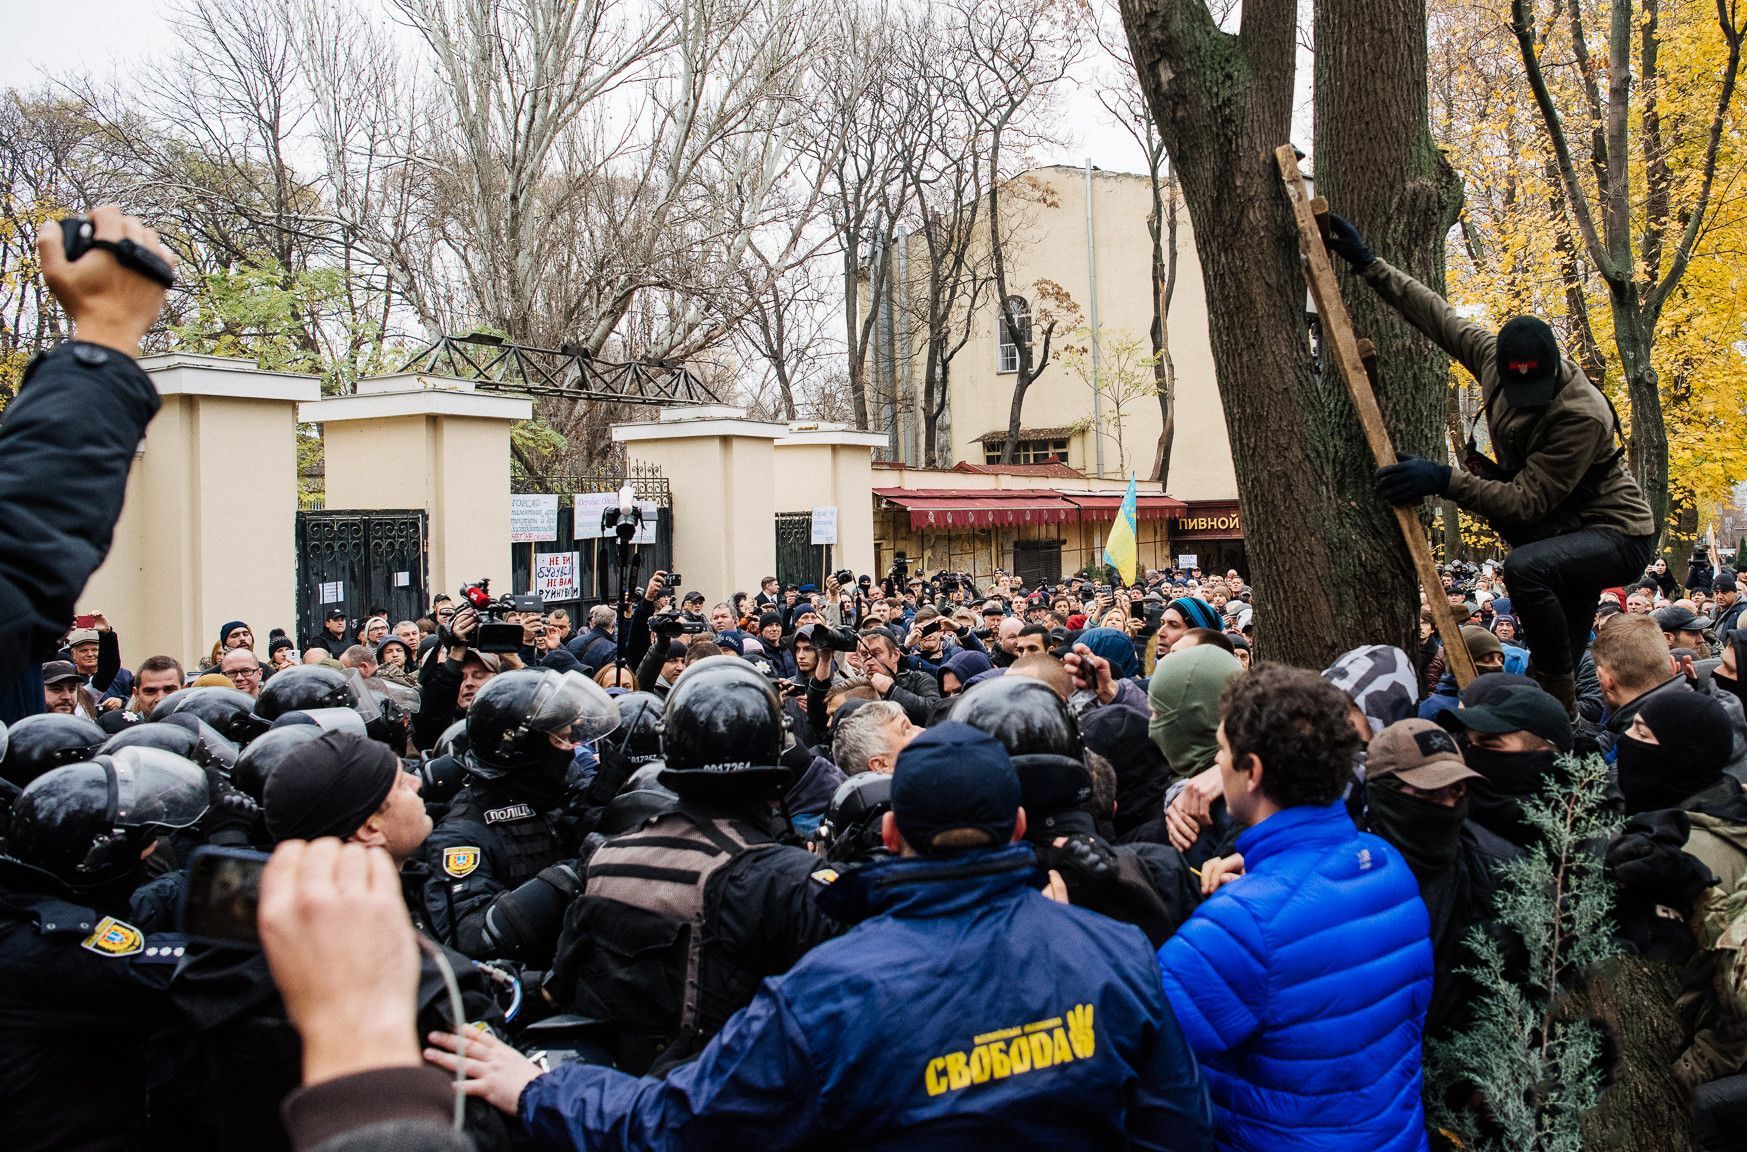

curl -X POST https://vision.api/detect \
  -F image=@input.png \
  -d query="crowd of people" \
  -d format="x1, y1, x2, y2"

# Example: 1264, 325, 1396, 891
6, 209, 1747, 1152
5, 543, 1747, 1150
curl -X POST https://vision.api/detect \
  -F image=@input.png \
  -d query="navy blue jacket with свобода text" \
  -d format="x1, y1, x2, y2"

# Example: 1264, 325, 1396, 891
520, 844, 1214, 1151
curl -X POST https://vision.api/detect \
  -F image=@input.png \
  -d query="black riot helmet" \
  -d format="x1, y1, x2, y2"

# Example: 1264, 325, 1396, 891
254, 665, 358, 723
1, 713, 107, 789
105, 717, 239, 774
602, 692, 665, 767
657, 656, 791, 797
465, 669, 619, 781
230, 725, 323, 802
949, 677, 1081, 760
950, 676, 1092, 819
6, 747, 209, 891
595, 764, 680, 836
813, 772, 893, 865
153, 686, 272, 745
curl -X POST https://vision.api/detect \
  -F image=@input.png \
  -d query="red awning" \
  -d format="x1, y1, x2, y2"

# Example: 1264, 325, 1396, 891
874, 488, 1080, 530
1063, 493, 1189, 521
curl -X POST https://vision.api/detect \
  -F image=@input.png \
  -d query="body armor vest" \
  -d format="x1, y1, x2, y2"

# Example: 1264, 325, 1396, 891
462, 785, 569, 889
568, 808, 776, 1073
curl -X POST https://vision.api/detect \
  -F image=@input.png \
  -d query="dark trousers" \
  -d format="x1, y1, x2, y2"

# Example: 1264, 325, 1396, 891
1503, 527, 1655, 677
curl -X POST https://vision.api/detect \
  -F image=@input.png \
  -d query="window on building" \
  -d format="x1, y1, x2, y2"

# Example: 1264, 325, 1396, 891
995, 295, 1030, 374
984, 437, 1069, 465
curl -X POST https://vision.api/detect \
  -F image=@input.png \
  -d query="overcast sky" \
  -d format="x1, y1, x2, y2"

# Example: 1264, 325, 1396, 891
0, 0, 1163, 172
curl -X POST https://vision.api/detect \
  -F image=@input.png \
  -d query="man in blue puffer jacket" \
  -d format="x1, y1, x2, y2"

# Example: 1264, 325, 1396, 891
1158, 665, 1434, 1152
430, 722, 1215, 1151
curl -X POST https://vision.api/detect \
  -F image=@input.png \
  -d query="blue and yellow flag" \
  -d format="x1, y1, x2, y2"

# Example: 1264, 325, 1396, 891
1101, 474, 1139, 585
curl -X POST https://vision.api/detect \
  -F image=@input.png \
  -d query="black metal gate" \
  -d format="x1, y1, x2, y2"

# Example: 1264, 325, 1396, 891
775, 512, 831, 591
295, 510, 429, 644
1013, 539, 1064, 588
511, 465, 674, 614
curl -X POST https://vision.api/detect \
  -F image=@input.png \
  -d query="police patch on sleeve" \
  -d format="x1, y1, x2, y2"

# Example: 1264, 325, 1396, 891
443, 847, 481, 878
82, 916, 145, 958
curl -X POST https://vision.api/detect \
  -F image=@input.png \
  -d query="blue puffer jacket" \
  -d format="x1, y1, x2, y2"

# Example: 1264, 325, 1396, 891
523, 844, 1215, 1151
1157, 802, 1433, 1152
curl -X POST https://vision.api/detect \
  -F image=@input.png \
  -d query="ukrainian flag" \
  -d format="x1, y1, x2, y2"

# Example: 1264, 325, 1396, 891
1101, 475, 1139, 585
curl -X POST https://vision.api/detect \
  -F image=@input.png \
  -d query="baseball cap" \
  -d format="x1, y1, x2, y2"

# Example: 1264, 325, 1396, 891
1438, 683, 1573, 752
65, 628, 100, 647
890, 721, 1020, 853
1458, 672, 1537, 708
326, 608, 348, 621
681, 590, 706, 605
41, 660, 81, 685
1655, 605, 1712, 634
1366, 719, 1480, 790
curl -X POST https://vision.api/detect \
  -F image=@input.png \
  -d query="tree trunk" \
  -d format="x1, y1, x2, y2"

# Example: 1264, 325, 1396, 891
842, 244, 870, 429
1149, 166, 1179, 490
1314, 0, 1465, 646
1122, 0, 1345, 668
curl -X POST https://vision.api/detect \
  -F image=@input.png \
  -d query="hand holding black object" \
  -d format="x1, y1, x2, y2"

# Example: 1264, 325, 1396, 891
1037, 834, 1119, 904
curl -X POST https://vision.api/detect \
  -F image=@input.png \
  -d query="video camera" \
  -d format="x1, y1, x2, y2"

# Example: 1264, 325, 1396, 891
800, 623, 861, 652
650, 611, 707, 638
458, 578, 527, 653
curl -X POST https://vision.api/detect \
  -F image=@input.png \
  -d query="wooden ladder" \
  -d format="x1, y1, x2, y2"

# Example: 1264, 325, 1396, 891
1275, 144, 1477, 688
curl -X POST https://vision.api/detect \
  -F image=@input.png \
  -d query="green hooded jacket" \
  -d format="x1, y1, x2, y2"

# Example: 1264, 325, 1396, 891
1147, 645, 1244, 781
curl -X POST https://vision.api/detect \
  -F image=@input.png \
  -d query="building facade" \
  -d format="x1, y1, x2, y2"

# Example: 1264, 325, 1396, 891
862, 163, 1244, 581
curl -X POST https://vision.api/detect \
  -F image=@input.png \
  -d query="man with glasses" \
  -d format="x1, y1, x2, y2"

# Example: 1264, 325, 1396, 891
219, 646, 265, 698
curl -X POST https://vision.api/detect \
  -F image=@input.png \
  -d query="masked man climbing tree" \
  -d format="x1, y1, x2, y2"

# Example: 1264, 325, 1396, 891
1325, 215, 1656, 717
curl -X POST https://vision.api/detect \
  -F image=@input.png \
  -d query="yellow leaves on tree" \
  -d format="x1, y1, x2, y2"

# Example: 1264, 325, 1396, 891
1431, 0, 1747, 544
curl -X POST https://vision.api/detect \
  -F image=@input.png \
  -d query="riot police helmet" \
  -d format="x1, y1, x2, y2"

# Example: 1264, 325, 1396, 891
466, 669, 619, 780
153, 685, 272, 745
269, 706, 370, 736
231, 725, 323, 802
601, 692, 665, 767
254, 665, 358, 723
657, 656, 791, 796
7, 747, 209, 890
813, 772, 892, 865
106, 716, 240, 773
949, 676, 1082, 760
949, 676, 1091, 818
1, 713, 107, 789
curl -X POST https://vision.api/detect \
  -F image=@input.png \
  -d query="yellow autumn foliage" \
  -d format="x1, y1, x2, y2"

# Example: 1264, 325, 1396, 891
1430, 0, 1747, 545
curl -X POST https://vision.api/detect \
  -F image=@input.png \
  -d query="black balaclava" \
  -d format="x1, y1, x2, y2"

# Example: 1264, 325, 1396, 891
1615, 690, 1732, 815
1365, 777, 1468, 877
1713, 630, 1747, 709
1461, 744, 1562, 847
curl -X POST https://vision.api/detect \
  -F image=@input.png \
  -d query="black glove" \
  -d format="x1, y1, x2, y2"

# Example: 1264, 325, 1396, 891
1606, 811, 1714, 908
1035, 834, 1120, 904
1375, 454, 1451, 504
1323, 213, 1376, 269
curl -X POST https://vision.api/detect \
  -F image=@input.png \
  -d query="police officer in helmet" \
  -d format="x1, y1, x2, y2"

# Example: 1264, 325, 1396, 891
951, 677, 1198, 947
0, 747, 209, 1152
422, 668, 619, 957
545, 656, 840, 1073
